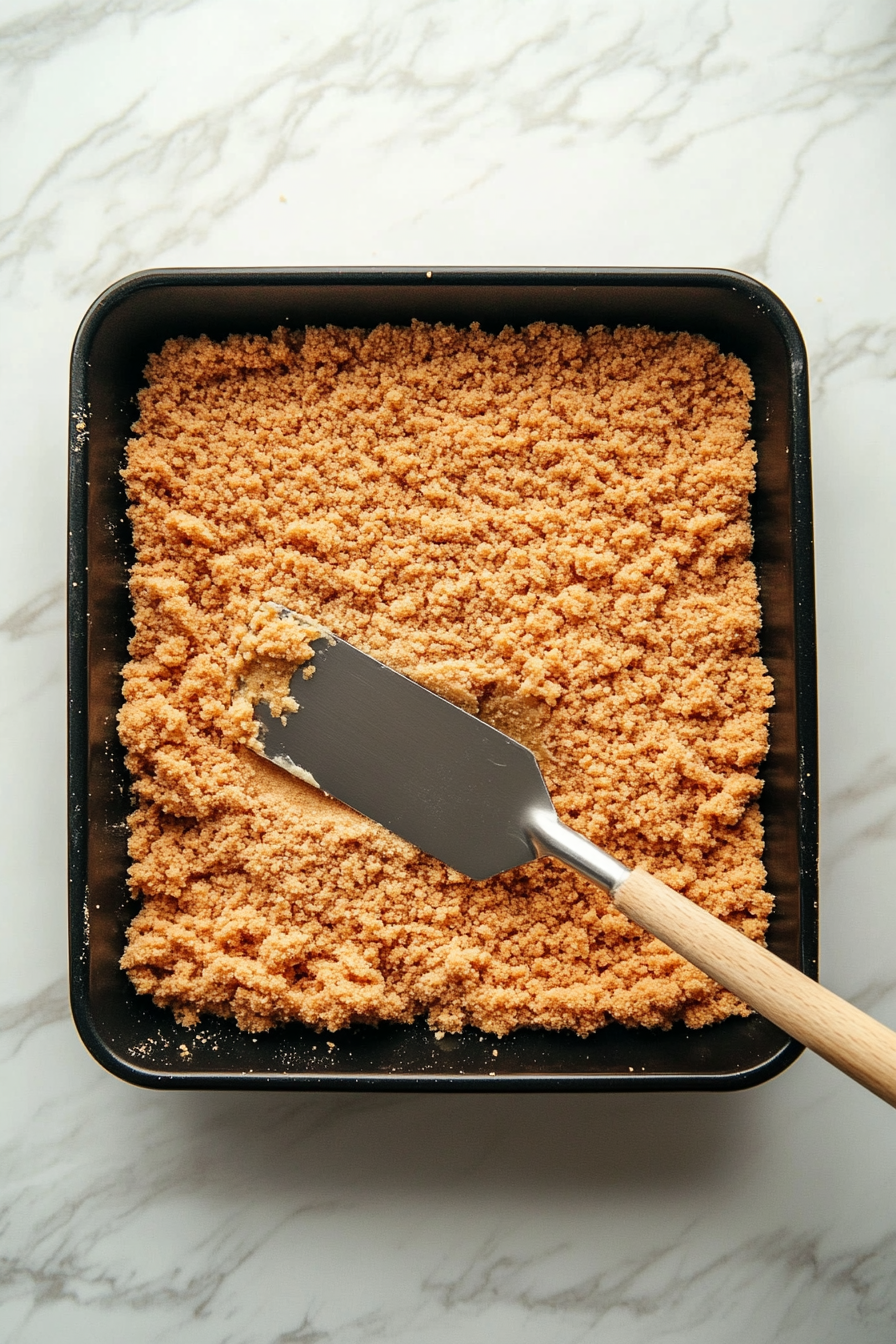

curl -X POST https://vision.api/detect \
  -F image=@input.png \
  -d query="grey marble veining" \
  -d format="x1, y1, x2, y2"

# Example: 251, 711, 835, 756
1, 1, 895, 1341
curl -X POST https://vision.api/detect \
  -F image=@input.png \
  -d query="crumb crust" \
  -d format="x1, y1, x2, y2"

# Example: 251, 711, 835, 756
119, 320, 772, 1036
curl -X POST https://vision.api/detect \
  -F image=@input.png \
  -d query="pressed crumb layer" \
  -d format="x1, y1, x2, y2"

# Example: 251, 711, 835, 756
119, 320, 773, 1036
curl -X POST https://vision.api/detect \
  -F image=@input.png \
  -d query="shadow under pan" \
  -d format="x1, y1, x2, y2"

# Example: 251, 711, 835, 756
67, 266, 817, 1091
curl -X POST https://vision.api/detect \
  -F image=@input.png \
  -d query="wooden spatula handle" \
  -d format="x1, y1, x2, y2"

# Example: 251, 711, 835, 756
614, 868, 896, 1107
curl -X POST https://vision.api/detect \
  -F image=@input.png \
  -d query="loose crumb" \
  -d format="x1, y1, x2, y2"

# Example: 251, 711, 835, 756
118, 321, 772, 1037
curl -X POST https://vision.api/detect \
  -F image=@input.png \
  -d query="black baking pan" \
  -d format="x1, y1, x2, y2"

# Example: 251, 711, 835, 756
68, 267, 817, 1090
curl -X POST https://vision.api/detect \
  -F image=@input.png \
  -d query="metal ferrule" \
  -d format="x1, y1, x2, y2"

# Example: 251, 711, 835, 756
525, 807, 631, 894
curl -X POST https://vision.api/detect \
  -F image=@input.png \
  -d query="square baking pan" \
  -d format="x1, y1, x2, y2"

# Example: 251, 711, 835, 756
68, 266, 817, 1091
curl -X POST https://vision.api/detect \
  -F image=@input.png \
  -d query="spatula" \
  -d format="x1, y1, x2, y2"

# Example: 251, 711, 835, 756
253, 613, 896, 1108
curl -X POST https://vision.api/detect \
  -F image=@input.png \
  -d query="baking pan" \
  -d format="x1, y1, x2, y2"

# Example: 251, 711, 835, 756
68, 267, 817, 1090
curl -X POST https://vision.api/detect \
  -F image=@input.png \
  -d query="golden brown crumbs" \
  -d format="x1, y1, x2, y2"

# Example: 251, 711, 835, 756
118, 320, 773, 1036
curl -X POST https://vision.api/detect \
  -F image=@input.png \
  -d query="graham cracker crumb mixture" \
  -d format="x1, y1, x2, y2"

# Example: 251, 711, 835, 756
119, 321, 773, 1036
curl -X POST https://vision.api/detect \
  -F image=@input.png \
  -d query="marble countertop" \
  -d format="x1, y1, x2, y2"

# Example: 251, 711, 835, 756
2, 2, 896, 1340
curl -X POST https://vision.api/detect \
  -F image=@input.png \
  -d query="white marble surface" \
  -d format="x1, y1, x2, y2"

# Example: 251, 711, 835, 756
2, 1, 896, 1340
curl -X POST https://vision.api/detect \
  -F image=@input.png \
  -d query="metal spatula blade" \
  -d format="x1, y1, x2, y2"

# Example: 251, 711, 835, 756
253, 617, 625, 886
